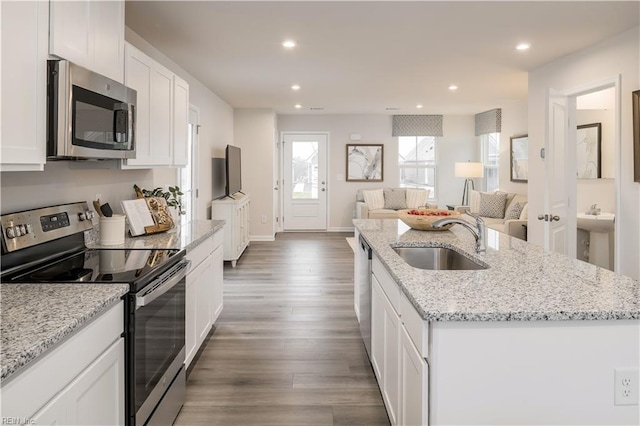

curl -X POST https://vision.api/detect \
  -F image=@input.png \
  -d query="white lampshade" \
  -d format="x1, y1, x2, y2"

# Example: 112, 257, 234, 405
455, 162, 484, 178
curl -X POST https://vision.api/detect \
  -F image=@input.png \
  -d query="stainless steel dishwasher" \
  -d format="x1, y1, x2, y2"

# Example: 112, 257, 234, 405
357, 235, 372, 356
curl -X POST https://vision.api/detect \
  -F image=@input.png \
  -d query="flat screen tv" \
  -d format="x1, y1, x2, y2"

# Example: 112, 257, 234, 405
212, 157, 226, 200
226, 144, 242, 196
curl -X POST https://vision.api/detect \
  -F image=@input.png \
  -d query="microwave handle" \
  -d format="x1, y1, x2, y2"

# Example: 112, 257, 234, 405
127, 104, 135, 147
136, 260, 190, 308
113, 103, 134, 144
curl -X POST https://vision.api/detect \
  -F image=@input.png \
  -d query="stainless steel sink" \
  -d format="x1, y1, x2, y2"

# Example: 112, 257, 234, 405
392, 246, 488, 270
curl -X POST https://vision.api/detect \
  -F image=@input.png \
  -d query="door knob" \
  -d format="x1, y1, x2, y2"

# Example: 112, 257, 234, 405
537, 214, 547, 221
321, 181, 325, 185
321, 188, 326, 192
550, 215, 560, 222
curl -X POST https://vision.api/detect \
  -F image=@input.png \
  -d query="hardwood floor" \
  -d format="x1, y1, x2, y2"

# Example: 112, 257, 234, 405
175, 232, 390, 425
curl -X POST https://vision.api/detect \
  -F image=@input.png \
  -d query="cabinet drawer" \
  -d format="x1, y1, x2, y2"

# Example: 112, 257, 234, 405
399, 292, 429, 359
372, 255, 401, 313
186, 235, 214, 269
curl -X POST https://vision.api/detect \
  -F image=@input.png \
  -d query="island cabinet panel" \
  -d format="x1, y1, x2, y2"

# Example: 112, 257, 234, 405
399, 292, 429, 358
400, 326, 428, 426
429, 320, 640, 425
371, 275, 400, 425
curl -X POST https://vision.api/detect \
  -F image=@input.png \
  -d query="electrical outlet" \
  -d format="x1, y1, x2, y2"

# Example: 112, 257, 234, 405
615, 368, 639, 406
261, 214, 267, 224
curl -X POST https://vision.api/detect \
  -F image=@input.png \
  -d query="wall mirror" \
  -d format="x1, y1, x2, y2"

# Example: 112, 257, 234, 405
576, 88, 615, 179
510, 135, 528, 182
576, 122, 602, 178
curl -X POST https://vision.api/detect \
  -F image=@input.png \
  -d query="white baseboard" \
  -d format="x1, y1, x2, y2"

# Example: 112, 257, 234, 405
250, 235, 275, 242
327, 227, 355, 232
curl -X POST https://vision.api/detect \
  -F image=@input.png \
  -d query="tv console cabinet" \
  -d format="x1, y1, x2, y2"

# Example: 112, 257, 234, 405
211, 193, 250, 267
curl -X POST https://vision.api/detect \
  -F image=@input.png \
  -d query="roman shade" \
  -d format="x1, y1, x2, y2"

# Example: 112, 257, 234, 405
475, 108, 502, 136
392, 115, 443, 137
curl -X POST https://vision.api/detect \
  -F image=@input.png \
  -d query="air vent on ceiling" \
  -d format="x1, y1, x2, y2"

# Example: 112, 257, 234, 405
385, 107, 400, 110
310, 107, 324, 111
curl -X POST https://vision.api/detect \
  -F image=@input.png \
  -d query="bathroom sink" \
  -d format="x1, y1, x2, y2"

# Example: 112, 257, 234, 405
392, 246, 488, 270
577, 212, 615, 233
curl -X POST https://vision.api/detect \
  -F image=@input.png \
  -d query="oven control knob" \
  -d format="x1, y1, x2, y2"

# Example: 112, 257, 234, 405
26, 224, 33, 234
19, 225, 27, 235
6, 227, 15, 239
78, 212, 86, 221
14, 226, 22, 237
85, 210, 94, 220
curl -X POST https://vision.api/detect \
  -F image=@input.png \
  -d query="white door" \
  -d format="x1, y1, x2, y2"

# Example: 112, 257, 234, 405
282, 133, 328, 230
544, 90, 576, 257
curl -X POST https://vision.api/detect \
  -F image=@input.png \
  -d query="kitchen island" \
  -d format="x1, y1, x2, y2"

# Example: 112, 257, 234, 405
354, 218, 639, 425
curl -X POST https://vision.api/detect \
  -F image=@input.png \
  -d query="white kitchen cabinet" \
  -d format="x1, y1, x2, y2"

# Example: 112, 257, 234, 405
0, 0, 48, 171
212, 194, 250, 267
122, 42, 189, 168
49, 0, 124, 83
371, 275, 400, 425
371, 254, 429, 426
185, 230, 224, 368
2, 303, 124, 425
211, 245, 224, 323
400, 326, 428, 426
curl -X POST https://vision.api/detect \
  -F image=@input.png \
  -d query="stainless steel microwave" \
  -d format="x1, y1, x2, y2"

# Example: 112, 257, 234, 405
47, 60, 136, 160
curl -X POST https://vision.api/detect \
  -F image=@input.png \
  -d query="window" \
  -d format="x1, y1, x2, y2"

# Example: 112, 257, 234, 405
178, 108, 199, 222
398, 136, 437, 198
481, 132, 499, 192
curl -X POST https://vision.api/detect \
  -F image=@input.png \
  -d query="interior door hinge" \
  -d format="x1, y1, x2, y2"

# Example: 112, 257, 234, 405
276, 217, 279, 222
196, 125, 201, 135
196, 189, 199, 198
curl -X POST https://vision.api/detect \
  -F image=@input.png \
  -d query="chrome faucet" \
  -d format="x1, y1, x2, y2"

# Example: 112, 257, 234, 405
587, 204, 601, 215
432, 212, 486, 253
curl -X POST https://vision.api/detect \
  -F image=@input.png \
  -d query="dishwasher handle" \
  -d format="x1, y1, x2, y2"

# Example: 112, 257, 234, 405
136, 260, 191, 308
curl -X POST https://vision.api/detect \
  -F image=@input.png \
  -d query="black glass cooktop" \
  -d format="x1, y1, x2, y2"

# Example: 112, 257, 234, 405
6, 248, 183, 290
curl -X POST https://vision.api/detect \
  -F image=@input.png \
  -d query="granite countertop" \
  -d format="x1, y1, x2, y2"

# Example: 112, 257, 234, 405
354, 219, 640, 322
86, 219, 225, 252
1, 220, 224, 383
1, 284, 129, 382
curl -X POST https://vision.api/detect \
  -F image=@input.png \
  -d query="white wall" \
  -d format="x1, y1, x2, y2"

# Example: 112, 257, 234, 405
497, 101, 529, 195
527, 27, 639, 279
1, 29, 235, 220
233, 109, 276, 240
125, 28, 234, 220
276, 114, 481, 230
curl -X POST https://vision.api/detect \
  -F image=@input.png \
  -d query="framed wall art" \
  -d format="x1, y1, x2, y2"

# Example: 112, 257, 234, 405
633, 90, 640, 182
346, 144, 383, 182
576, 122, 602, 179
510, 135, 528, 182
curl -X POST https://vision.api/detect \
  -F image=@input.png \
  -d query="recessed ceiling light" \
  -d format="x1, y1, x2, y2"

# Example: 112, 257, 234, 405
516, 42, 531, 51
448, 85, 458, 91
291, 84, 300, 91
416, 104, 423, 109
294, 104, 302, 109
282, 40, 296, 49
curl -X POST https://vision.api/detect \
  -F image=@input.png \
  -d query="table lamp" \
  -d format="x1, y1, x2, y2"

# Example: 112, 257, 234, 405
454, 162, 483, 206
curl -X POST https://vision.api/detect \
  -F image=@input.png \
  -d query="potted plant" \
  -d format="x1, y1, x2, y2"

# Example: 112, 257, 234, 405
134, 184, 185, 217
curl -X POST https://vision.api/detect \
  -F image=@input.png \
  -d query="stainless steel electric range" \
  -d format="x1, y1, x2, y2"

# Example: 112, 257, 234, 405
1, 202, 189, 426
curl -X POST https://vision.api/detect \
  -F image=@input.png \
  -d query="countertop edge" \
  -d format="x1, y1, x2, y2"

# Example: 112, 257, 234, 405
1, 285, 129, 383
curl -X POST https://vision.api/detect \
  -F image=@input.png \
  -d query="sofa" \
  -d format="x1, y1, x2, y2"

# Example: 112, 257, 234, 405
456, 190, 528, 240
355, 188, 436, 219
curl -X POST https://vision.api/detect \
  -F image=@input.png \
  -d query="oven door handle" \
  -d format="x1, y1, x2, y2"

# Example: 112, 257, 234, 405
136, 260, 191, 308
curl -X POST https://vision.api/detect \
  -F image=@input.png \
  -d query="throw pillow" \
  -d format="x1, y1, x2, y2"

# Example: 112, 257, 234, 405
469, 190, 480, 214
362, 189, 384, 211
383, 189, 407, 209
478, 192, 508, 218
519, 203, 529, 220
406, 188, 429, 209
505, 201, 525, 220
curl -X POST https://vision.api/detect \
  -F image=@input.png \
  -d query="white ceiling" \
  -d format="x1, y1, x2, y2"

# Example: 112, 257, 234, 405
124, 1, 639, 115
